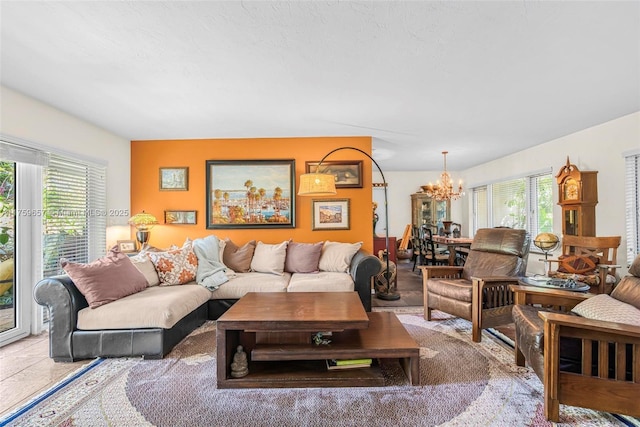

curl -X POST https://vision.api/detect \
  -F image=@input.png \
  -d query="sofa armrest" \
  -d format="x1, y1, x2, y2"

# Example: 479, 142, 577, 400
33, 275, 88, 362
349, 250, 381, 312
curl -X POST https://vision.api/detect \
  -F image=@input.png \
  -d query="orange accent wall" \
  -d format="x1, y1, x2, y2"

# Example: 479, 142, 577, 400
130, 136, 373, 253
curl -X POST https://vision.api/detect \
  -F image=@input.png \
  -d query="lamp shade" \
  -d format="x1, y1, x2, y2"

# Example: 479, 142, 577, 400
128, 211, 158, 230
297, 173, 338, 196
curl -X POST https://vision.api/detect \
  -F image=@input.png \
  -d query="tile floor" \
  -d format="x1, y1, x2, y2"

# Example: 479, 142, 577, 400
0, 331, 87, 417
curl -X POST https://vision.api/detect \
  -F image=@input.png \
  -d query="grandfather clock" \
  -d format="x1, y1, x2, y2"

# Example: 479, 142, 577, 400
556, 157, 598, 236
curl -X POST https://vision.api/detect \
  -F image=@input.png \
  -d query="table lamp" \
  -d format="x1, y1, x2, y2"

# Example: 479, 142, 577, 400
128, 211, 158, 249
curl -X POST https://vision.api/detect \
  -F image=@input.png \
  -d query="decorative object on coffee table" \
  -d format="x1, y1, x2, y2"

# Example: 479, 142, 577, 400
298, 146, 399, 301
230, 345, 249, 378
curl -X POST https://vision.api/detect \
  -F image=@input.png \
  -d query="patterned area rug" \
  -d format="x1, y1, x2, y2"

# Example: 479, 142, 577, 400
2, 312, 637, 427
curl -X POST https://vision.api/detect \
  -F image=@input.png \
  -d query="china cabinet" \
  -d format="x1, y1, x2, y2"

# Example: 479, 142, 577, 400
411, 193, 449, 230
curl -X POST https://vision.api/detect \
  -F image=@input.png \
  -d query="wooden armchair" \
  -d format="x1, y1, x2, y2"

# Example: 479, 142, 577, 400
420, 228, 530, 342
511, 283, 640, 421
546, 235, 621, 294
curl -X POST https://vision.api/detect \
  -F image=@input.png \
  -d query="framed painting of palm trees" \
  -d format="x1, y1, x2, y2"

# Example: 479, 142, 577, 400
205, 159, 296, 229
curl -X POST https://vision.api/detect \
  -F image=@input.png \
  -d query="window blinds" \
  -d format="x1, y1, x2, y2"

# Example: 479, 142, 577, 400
625, 153, 640, 265
471, 172, 553, 245
42, 154, 106, 277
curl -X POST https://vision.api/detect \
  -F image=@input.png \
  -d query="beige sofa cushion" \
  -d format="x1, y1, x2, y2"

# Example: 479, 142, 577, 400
250, 241, 288, 275
319, 241, 362, 273
287, 272, 354, 292
211, 272, 290, 299
77, 284, 211, 330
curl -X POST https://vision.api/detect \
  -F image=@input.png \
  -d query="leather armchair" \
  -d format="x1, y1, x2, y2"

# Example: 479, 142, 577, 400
511, 259, 640, 421
420, 227, 530, 342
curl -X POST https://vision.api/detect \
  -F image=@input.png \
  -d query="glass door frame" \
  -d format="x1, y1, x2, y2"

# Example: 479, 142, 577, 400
0, 163, 44, 347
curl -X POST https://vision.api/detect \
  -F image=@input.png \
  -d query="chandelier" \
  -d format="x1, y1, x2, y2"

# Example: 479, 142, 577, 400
423, 151, 463, 201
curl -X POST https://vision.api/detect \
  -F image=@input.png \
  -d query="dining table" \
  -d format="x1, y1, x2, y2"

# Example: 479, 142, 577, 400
431, 235, 474, 266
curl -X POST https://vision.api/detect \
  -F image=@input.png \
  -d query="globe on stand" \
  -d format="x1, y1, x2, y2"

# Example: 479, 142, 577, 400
534, 232, 560, 277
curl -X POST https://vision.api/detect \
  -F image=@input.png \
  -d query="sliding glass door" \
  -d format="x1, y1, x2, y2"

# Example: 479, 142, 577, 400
0, 141, 45, 347
0, 162, 16, 336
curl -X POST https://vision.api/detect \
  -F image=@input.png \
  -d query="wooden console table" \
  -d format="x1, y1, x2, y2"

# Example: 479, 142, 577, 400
216, 292, 420, 389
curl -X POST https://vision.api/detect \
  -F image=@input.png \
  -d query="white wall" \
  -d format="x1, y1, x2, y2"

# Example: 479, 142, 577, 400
0, 86, 131, 233
378, 111, 639, 276
372, 170, 464, 240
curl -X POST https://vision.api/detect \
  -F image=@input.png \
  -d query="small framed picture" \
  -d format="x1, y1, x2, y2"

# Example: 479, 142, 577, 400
312, 199, 350, 230
305, 161, 363, 188
164, 210, 197, 225
159, 167, 189, 191
117, 240, 137, 253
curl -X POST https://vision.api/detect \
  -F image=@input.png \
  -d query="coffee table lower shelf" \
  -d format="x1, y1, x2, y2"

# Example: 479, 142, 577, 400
220, 359, 384, 389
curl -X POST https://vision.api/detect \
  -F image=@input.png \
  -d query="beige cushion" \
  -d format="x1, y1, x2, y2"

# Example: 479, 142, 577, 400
211, 272, 290, 299
250, 241, 288, 275
129, 254, 160, 286
318, 241, 362, 273
223, 239, 256, 273
287, 272, 354, 292
77, 284, 211, 330
571, 294, 640, 326
62, 246, 148, 309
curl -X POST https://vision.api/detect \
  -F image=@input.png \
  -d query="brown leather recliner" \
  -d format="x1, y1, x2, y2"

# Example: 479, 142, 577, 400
420, 227, 530, 342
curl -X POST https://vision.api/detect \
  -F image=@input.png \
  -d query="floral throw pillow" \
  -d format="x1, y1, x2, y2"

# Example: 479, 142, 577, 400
148, 240, 198, 286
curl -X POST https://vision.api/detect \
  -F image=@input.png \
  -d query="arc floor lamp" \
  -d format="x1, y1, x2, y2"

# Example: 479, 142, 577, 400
298, 146, 399, 301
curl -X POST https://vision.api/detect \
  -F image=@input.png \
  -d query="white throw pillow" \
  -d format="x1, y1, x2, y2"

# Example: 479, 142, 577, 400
571, 294, 640, 326
250, 241, 288, 275
318, 241, 362, 273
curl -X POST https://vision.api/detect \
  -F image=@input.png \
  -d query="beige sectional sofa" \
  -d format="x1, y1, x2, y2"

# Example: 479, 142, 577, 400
34, 237, 381, 362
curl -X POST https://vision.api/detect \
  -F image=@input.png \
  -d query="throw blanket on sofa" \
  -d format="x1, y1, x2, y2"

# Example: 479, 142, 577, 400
193, 235, 229, 291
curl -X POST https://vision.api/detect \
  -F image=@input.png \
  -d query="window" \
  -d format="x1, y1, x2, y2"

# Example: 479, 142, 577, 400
42, 154, 107, 277
472, 171, 553, 248
625, 151, 640, 265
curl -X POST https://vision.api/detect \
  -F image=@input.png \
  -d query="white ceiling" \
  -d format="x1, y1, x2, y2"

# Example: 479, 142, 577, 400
1, 1, 638, 171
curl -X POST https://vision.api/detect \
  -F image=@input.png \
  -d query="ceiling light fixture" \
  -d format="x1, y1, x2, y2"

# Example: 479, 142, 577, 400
423, 151, 464, 201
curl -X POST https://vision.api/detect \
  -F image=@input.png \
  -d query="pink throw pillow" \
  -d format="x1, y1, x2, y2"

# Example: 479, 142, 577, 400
285, 241, 323, 273
61, 246, 148, 309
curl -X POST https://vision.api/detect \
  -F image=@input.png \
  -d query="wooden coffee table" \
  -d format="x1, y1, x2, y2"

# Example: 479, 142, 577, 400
216, 292, 420, 389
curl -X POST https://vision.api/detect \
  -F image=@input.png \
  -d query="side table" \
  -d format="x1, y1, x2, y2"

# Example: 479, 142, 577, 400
518, 276, 590, 292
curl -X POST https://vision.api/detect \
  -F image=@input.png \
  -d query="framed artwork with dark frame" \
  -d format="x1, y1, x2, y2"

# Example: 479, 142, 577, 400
305, 160, 363, 188
159, 167, 189, 191
206, 159, 296, 229
164, 210, 197, 225
312, 198, 350, 230
117, 240, 137, 253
